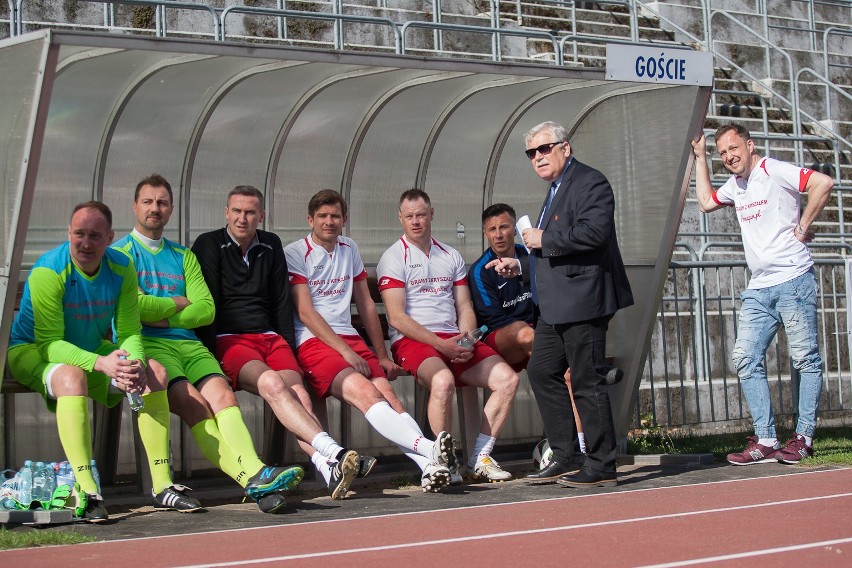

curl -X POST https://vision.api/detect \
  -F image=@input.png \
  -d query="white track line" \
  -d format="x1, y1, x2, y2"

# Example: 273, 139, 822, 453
173, 492, 852, 568
634, 536, 852, 567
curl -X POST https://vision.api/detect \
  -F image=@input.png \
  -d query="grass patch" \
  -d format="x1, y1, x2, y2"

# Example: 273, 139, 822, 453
388, 473, 420, 490
628, 420, 852, 466
0, 526, 97, 549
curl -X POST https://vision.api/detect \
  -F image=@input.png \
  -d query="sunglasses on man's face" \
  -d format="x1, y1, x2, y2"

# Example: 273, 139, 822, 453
525, 141, 563, 160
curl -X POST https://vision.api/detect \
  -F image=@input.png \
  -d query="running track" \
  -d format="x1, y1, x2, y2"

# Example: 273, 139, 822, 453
3, 468, 850, 567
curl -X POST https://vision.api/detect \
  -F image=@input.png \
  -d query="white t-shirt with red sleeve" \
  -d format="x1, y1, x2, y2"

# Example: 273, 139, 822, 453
376, 235, 468, 345
712, 157, 815, 289
284, 234, 367, 346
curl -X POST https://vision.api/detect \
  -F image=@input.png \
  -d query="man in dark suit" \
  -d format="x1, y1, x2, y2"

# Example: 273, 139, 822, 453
490, 121, 633, 487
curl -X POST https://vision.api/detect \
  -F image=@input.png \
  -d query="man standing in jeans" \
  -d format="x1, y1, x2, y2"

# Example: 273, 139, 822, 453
692, 122, 834, 464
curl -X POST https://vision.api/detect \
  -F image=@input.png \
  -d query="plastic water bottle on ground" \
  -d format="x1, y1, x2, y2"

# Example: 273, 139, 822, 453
0, 473, 18, 509
55, 461, 75, 490
16, 460, 33, 506
90, 459, 101, 494
458, 325, 487, 348
31, 461, 50, 504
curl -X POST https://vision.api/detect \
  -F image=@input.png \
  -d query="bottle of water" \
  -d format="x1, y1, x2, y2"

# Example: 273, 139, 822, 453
120, 355, 145, 411
90, 459, 101, 495
17, 460, 33, 506
31, 461, 49, 504
0, 474, 17, 509
55, 461, 75, 490
458, 325, 487, 348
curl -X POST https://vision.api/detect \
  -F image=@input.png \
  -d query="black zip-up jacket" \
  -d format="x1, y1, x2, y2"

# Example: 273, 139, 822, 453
191, 227, 296, 355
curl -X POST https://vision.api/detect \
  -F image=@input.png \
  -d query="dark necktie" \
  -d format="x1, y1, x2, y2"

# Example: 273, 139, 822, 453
531, 182, 558, 304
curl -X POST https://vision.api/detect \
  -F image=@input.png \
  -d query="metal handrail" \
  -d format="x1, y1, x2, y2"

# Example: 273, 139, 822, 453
6, 0, 16, 36
15, 0, 220, 39
710, 11, 801, 159
556, 32, 692, 67
795, 67, 852, 152
823, 27, 852, 78
400, 19, 562, 64
219, 5, 401, 51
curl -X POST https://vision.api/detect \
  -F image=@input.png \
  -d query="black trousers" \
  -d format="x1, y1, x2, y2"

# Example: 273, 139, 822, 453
527, 314, 617, 473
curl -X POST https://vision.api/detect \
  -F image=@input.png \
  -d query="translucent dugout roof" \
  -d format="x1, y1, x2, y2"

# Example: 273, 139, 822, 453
0, 30, 711, 434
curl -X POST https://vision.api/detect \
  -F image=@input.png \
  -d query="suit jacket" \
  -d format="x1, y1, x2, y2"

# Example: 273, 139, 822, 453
533, 158, 634, 324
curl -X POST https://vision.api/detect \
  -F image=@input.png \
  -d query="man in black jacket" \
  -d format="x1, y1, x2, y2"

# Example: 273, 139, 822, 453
192, 185, 361, 500
490, 122, 633, 487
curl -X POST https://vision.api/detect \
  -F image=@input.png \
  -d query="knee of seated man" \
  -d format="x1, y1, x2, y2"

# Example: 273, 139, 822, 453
428, 372, 456, 397
51, 365, 88, 394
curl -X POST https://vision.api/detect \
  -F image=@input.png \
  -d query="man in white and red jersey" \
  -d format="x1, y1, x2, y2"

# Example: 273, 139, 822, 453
284, 190, 456, 493
377, 189, 520, 482
693, 122, 834, 466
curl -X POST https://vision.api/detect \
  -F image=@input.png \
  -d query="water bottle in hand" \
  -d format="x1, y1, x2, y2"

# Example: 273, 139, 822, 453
458, 325, 488, 348
120, 355, 144, 411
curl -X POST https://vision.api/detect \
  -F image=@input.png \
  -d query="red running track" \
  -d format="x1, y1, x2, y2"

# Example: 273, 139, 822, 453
3, 468, 851, 567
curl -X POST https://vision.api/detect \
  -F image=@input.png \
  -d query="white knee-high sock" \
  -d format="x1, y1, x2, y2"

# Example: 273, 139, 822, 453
399, 412, 424, 435
395, 411, 429, 470
365, 401, 435, 458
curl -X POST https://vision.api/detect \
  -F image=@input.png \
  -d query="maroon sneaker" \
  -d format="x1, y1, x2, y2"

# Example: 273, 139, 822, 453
776, 434, 814, 464
726, 435, 780, 465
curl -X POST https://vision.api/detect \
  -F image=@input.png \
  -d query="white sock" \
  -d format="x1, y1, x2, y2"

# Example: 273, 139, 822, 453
399, 412, 424, 435
365, 401, 435, 458
400, 445, 430, 471
470, 433, 496, 465
396, 412, 429, 470
310, 451, 332, 484
311, 431, 344, 461
758, 437, 779, 449
802, 435, 813, 447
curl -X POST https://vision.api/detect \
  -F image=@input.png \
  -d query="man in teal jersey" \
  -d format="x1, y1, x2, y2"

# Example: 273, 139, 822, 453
7, 202, 186, 522
113, 174, 304, 513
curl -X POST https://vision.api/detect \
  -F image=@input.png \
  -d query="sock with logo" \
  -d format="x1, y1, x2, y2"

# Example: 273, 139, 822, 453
215, 405, 265, 477
190, 418, 248, 486
56, 395, 99, 495
136, 390, 173, 494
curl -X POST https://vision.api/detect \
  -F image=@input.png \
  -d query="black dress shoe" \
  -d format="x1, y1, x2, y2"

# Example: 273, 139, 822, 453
525, 458, 584, 481
556, 467, 617, 488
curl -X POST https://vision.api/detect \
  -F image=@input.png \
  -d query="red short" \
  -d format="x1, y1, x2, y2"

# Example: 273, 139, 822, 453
216, 333, 300, 390
484, 322, 533, 373
391, 332, 498, 387
297, 335, 385, 399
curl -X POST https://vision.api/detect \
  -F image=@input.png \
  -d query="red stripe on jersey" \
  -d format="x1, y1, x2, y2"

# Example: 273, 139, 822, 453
400, 237, 409, 264
454, 277, 468, 286
289, 273, 308, 285
378, 276, 404, 290
432, 238, 450, 255
303, 237, 313, 262
759, 158, 769, 176
798, 168, 813, 192
711, 191, 728, 206
354, 269, 367, 281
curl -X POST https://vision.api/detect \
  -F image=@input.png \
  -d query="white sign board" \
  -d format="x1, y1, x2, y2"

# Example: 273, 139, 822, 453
606, 44, 714, 86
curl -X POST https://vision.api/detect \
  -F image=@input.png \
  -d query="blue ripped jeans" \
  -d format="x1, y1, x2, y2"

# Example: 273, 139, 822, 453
732, 269, 823, 438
